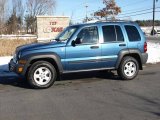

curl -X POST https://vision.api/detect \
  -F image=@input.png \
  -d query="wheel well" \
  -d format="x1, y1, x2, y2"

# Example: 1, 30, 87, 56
123, 54, 142, 70
26, 58, 60, 76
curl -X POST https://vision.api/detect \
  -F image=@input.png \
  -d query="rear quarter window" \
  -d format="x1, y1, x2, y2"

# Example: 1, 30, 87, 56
125, 25, 141, 41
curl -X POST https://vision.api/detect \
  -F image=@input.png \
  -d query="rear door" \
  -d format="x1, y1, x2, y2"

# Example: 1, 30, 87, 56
99, 24, 127, 68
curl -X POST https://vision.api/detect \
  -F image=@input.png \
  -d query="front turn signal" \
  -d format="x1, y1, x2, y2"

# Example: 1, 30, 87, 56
18, 67, 23, 73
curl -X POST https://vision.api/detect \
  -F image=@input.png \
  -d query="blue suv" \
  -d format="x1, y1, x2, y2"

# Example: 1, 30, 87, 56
9, 21, 148, 88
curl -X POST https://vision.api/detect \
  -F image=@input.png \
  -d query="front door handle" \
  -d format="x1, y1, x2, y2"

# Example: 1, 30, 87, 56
90, 46, 99, 49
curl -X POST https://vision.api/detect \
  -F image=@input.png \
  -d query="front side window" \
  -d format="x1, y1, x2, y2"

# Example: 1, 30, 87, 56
76, 26, 99, 44
125, 25, 141, 41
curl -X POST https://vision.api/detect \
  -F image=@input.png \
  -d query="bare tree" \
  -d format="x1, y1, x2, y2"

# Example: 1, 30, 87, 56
94, 0, 121, 20
6, 0, 25, 34
5, 0, 26, 34
0, 0, 7, 34
27, 0, 56, 16
26, 0, 56, 33
13, 0, 25, 33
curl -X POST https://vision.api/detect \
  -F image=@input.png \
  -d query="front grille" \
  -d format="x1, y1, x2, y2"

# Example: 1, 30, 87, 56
10, 64, 15, 71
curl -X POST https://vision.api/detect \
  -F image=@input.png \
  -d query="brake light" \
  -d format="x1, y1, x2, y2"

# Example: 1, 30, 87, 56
144, 42, 147, 53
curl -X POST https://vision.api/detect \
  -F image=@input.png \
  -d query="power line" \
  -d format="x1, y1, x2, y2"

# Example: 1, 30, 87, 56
73, 9, 154, 21
117, 11, 153, 19
118, 7, 160, 17
121, 5, 152, 13
120, 0, 150, 8
119, 8, 155, 16
72, 0, 160, 22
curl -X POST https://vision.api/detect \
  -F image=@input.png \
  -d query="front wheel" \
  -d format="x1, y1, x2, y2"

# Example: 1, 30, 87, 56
117, 56, 139, 80
27, 61, 57, 89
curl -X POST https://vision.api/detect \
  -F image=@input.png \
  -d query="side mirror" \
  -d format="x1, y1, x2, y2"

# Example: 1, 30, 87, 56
71, 38, 82, 47
71, 40, 76, 47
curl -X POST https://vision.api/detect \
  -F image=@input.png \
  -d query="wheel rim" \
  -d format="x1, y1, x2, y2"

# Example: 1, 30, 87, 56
33, 67, 52, 86
124, 61, 137, 77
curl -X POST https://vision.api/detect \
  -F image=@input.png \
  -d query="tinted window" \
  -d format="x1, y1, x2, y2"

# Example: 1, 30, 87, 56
125, 25, 141, 41
102, 25, 116, 42
77, 26, 98, 44
115, 26, 124, 41
102, 25, 124, 42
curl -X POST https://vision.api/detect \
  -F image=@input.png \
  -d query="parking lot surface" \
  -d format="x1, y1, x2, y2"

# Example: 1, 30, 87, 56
0, 64, 160, 120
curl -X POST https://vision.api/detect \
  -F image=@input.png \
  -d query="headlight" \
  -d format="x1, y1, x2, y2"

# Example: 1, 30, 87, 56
13, 53, 16, 58
18, 52, 21, 59
13, 53, 17, 63
13, 51, 21, 63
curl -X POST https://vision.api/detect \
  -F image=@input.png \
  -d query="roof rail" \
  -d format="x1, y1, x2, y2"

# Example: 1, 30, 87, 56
95, 19, 133, 23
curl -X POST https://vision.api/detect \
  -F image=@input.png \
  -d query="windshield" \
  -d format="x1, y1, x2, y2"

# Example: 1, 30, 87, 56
55, 26, 77, 41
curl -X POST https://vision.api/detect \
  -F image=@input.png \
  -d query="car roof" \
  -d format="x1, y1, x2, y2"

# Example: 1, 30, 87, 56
70, 21, 138, 28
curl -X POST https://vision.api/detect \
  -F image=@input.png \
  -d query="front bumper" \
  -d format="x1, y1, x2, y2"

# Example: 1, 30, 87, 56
9, 59, 25, 74
9, 59, 16, 72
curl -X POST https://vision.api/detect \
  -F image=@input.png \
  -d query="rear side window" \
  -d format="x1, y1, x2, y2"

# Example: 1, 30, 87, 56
115, 26, 124, 41
102, 25, 124, 42
125, 25, 141, 41
102, 25, 116, 42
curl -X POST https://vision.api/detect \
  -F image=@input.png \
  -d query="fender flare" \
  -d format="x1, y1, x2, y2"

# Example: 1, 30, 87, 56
21, 52, 63, 75
115, 49, 143, 69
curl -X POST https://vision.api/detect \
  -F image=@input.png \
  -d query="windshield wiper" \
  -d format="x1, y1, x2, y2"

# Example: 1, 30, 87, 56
51, 38, 68, 42
60, 38, 68, 41
55, 38, 60, 41
50, 39, 60, 42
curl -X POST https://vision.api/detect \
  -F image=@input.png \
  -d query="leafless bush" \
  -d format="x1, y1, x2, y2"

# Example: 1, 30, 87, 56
0, 39, 37, 56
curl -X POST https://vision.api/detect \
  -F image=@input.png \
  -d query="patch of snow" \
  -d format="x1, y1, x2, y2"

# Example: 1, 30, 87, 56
0, 34, 37, 40
147, 42, 160, 64
0, 56, 12, 72
0, 56, 17, 76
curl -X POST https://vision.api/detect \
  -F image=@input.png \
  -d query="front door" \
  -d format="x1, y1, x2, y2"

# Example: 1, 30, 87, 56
65, 26, 101, 71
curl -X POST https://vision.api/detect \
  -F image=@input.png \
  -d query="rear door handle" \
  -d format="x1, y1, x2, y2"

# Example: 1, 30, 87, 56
119, 44, 126, 47
90, 46, 99, 49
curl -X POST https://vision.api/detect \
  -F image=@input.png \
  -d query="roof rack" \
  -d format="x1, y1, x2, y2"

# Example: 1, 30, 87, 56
95, 19, 133, 23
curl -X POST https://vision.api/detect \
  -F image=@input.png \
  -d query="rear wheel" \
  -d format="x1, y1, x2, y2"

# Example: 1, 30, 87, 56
117, 56, 139, 80
27, 61, 57, 89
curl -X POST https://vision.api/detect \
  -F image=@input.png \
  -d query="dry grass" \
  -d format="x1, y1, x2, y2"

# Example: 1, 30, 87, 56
0, 39, 37, 56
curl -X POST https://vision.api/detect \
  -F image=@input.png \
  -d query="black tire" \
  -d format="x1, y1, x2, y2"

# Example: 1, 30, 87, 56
117, 56, 139, 80
27, 61, 57, 89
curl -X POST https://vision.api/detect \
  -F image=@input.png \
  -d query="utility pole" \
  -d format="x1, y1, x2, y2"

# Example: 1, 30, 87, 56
152, 0, 156, 35
85, 4, 88, 22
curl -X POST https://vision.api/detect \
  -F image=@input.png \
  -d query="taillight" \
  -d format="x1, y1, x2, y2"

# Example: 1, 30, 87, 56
144, 42, 147, 53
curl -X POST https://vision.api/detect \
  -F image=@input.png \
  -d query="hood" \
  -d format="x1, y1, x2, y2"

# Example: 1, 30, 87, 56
16, 41, 66, 53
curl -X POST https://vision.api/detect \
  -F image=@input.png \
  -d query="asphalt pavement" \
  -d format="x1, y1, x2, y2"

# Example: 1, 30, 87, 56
0, 64, 160, 120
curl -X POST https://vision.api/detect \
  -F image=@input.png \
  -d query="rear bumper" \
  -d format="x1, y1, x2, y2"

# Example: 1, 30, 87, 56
141, 53, 148, 64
